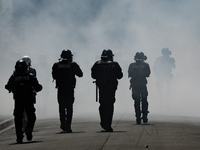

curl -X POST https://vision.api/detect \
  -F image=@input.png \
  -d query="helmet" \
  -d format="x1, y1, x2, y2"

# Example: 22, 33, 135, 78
101, 49, 114, 61
161, 47, 171, 56
134, 52, 147, 61
22, 56, 31, 66
60, 49, 73, 59
15, 59, 28, 73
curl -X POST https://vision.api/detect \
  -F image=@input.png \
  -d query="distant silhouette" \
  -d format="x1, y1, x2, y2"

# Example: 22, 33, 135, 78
128, 52, 151, 124
153, 47, 175, 97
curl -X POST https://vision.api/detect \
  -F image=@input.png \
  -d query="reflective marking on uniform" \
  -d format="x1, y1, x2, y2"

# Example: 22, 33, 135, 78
58, 64, 71, 68
132, 64, 145, 69
15, 76, 30, 81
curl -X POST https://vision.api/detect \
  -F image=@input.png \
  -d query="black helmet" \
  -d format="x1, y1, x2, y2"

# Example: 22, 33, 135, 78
134, 52, 147, 61
101, 49, 114, 61
60, 49, 73, 59
15, 59, 28, 72
161, 47, 171, 56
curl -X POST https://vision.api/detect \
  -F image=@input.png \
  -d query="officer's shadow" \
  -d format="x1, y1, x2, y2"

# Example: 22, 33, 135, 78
56, 131, 85, 134
10, 141, 43, 145
96, 130, 127, 133
134, 123, 152, 126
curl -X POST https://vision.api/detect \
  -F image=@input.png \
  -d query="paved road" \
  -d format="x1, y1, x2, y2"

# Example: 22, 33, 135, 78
0, 116, 11, 123
0, 114, 200, 150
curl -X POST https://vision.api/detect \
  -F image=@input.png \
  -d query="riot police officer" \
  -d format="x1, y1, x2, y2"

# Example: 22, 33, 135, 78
91, 49, 123, 132
5, 60, 42, 143
52, 49, 83, 133
153, 47, 175, 97
128, 52, 150, 124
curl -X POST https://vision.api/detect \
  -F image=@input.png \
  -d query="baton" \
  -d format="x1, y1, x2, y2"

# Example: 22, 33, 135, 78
93, 81, 98, 102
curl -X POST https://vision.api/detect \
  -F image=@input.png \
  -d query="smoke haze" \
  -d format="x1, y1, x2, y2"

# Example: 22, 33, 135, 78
1, 0, 200, 120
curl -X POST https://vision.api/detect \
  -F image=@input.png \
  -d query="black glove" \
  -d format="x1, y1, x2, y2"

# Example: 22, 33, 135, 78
5, 84, 12, 93
35, 84, 43, 92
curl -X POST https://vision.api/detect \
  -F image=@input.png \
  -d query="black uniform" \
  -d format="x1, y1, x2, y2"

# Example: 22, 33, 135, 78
91, 59, 123, 131
5, 70, 42, 143
29, 67, 36, 77
128, 60, 150, 124
52, 59, 83, 132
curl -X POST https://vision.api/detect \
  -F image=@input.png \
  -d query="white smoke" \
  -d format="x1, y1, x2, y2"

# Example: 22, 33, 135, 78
1, 0, 200, 120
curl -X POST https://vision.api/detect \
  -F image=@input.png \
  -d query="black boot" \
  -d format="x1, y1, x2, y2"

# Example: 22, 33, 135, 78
136, 117, 141, 124
142, 115, 148, 123
142, 98, 149, 123
66, 123, 72, 133
25, 127, 33, 141
16, 135, 24, 144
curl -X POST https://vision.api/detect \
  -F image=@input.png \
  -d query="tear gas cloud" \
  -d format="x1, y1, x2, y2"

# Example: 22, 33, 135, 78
1, 0, 200, 120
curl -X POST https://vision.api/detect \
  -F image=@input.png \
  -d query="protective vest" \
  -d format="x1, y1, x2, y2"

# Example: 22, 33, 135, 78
93, 60, 122, 88
128, 61, 150, 86
52, 61, 75, 87
5, 71, 42, 101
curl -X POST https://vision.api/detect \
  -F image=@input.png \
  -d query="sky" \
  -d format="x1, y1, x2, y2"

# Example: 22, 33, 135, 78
0, 0, 200, 120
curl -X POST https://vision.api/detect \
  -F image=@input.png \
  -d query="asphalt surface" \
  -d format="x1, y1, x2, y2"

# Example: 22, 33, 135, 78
0, 114, 200, 150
